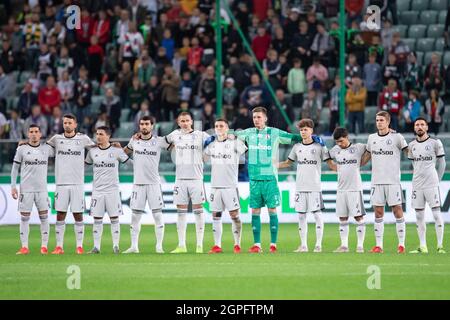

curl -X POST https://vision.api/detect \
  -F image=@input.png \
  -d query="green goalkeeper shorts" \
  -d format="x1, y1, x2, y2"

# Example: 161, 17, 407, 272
249, 179, 281, 209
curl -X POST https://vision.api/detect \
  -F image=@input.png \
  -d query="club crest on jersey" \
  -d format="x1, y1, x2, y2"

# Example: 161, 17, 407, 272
386, 139, 392, 145
310, 149, 316, 154
151, 140, 157, 146
225, 144, 230, 149
425, 145, 431, 151
349, 148, 355, 154
76, 141, 81, 145
109, 153, 114, 158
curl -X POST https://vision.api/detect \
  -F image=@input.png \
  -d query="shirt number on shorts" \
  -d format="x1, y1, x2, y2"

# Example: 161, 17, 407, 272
132, 192, 137, 199
295, 193, 299, 202
91, 199, 97, 208
174, 187, 179, 195
412, 191, 417, 199
371, 188, 375, 196
210, 194, 214, 202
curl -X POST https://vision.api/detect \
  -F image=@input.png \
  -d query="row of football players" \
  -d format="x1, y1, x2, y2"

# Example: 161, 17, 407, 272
11, 110, 446, 254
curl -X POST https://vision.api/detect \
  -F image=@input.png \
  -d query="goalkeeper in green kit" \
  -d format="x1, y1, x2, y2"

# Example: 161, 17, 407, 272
233, 107, 324, 253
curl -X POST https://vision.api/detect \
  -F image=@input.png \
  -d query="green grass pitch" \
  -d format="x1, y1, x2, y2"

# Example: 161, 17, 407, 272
1, 223, 450, 299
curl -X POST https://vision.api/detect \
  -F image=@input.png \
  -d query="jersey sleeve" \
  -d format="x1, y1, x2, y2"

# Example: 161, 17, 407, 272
85, 149, 93, 165
328, 146, 336, 160
116, 148, 131, 163
366, 136, 372, 153
322, 145, 331, 161
357, 143, 367, 156
234, 128, 250, 142
46, 134, 56, 148
157, 136, 170, 150
202, 131, 211, 143
235, 139, 248, 155
13, 147, 23, 164
83, 134, 96, 148
288, 145, 297, 162
46, 144, 55, 157
165, 130, 176, 145
277, 128, 300, 144
407, 142, 414, 160
436, 139, 445, 157
398, 134, 408, 150
126, 138, 134, 151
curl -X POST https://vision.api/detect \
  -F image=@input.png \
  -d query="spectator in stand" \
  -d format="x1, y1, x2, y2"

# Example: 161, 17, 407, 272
346, 76, 367, 134
201, 102, 216, 131
263, 49, 282, 90
425, 89, 445, 136
445, 5, 450, 49
223, 78, 238, 121
38, 76, 61, 117
128, 0, 148, 27
306, 56, 329, 109
310, 21, 334, 67
241, 73, 271, 109
284, 8, 301, 44
76, 7, 94, 49
379, 78, 404, 131
403, 90, 421, 132
115, 9, 130, 45
381, 18, 394, 50
363, 52, 382, 106
48, 105, 63, 136
37, 43, 54, 84
287, 58, 307, 109
390, 32, 410, 76
92, 9, 110, 47
371, 0, 398, 25
116, 61, 133, 111
382, 53, 401, 86
269, 89, 294, 132
345, 53, 362, 87
345, 0, 364, 27
229, 54, 253, 93
161, 28, 175, 61
127, 76, 146, 121
55, 45, 74, 81
100, 87, 121, 136
119, 22, 144, 68
302, 89, 322, 128
17, 81, 38, 119
145, 75, 162, 121
271, 26, 289, 57
135, 49, 154, 84
251, 24, 271, 63
187, 37, 203, 72
424, 53, 445, 93
73, 66, 92, 123
160, 65, 180, 121
290, 20, 313, 69
7, 108, 25, 140
24, 104, 48, 137
404, 51, 422, 93
23, 13, 47, 71
328, 75, 340, 134
87, 35, 104, 82
198, 65, 216, 105
57, 70, 74, 114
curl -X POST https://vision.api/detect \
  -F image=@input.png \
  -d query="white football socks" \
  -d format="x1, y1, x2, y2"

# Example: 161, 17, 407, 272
110, 217, 120, 248
39, 214, 49, 248
194, 208, 205, 247
432, 208, 444, 248
415, 209, 426, 247
55, 220, 65, 248
176, 208, 187, 247
374, 218, 384, 248
93, 219, 103, 250
298, 213, 307, 247
152, 209, 165, 250
212, 216, 222, 247
20, 215, 30, 248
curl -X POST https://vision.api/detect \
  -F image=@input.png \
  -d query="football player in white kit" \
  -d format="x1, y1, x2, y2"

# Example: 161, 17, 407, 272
11, 124, 54, 255
327, 127, 367, 253
122, 116, 169, 254
362, 111, 409, 254
166, 112, 210, 254
46, 114, 95, 255
278, 119, 333, 253
408, 118, 446, 254
85, 126, 131, 254
204, 119, 247, 254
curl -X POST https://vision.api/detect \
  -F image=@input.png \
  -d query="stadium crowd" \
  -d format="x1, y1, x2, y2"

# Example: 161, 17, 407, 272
0, 0, 449, 140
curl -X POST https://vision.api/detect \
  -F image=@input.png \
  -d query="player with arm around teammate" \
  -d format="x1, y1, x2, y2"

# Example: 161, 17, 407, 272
361, 111, 409, 254
11, 124, 54, 254
166, 112, 211, 254
408, 118, 446, 254
85, 126, 131, 254
122, 116, 169, 254
278, 119, 332, 253
204, 118, 248, 254
327, 127, 367, 253
46, 114, 96, 255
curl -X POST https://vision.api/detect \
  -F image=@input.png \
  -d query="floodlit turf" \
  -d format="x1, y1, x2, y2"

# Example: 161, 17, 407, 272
1, 223, 450, 299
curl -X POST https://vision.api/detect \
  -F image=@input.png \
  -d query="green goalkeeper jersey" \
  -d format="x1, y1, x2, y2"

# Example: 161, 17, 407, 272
236, 127, 301, 180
